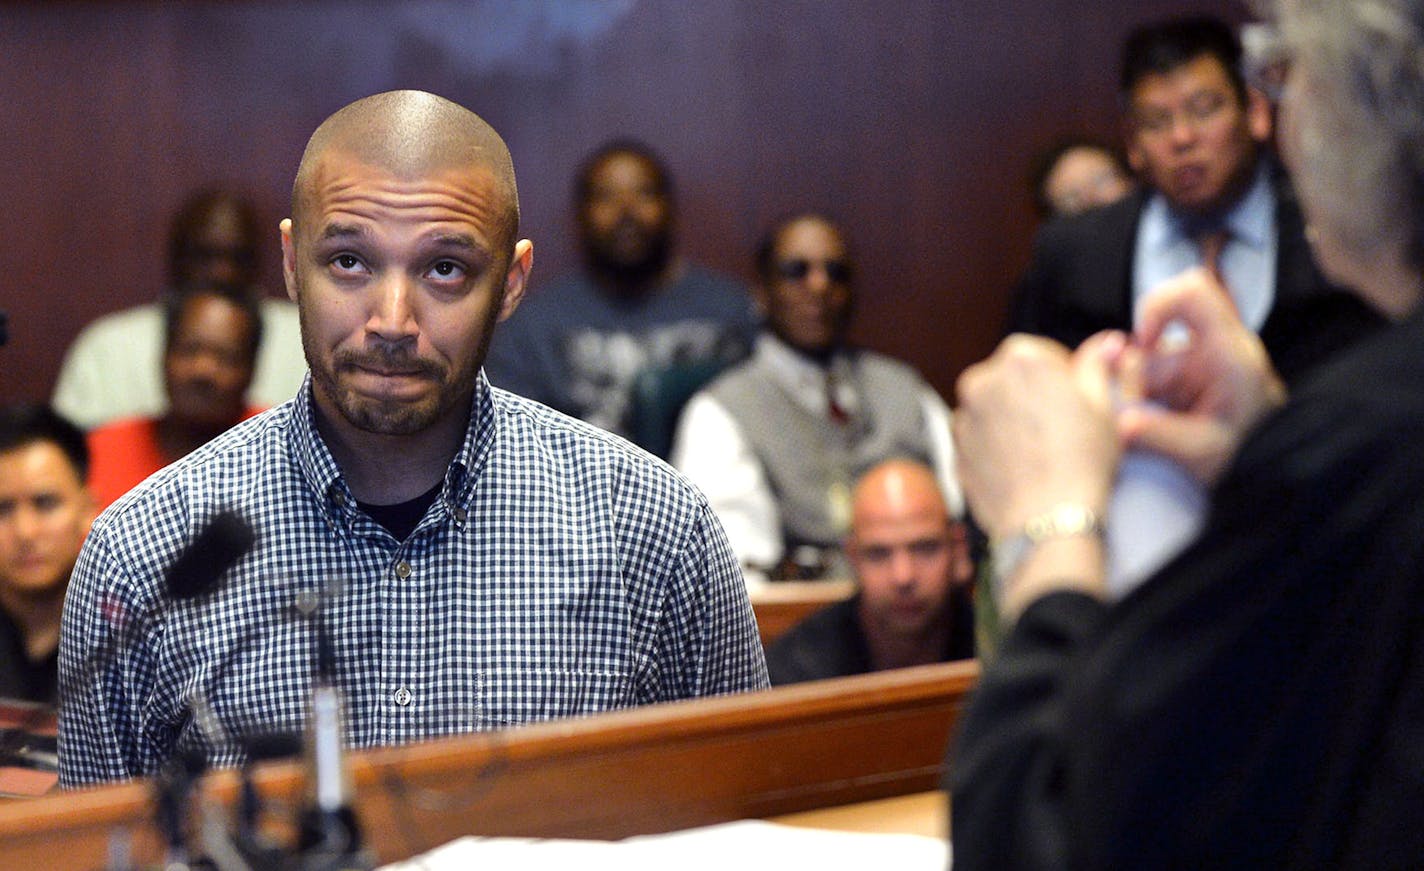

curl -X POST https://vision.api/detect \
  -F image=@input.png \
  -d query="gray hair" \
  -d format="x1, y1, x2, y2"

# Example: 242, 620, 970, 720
1275, 0, 1424, 267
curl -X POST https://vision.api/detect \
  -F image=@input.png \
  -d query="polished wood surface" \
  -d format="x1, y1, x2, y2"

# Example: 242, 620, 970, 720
773, 790, 946, 838
0, 660, 977, 866
750, 579, 855, 646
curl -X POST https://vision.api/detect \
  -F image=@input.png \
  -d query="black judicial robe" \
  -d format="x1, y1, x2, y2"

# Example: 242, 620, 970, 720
948, 304, 1424, 869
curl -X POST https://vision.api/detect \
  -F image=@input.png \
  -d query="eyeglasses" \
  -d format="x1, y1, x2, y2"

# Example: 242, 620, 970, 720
774, 258, 852, 284
1133, 91, 1232, 138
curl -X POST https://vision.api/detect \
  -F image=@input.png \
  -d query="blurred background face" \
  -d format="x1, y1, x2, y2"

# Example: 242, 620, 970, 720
164, 293, 258, 430
1127, 53, 1270, 216
756, 217, 854, 356
849, 463, 970, 640
1043, 145, 1136, 216
0, 442, 94, 597
173, 199, 260, 288
578, 151, 674, 278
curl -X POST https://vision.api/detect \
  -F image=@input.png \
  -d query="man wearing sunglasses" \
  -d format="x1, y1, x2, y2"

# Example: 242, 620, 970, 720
671, 213, 961, 586
1007, 15, 1380, 387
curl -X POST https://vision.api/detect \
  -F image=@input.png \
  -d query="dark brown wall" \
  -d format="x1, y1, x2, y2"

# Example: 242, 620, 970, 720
0, 0, 1247, 407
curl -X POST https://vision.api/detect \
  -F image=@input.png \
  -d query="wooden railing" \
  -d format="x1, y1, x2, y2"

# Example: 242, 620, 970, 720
0, 659, 977, 866
749, 579, 855, 646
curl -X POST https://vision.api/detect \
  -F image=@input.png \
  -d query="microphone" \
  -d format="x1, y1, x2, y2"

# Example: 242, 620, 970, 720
164, 510, 256, 601
146, 512, 255, 865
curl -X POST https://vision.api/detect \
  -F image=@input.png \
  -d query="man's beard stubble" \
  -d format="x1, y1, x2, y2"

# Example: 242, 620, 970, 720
296, 279, 500, 438
586, 222, 672, 289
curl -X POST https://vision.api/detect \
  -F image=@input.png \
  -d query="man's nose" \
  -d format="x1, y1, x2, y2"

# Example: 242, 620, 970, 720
1167, 114, 1199, 148
10, 506, 40, 542
183, 351, 223, 383
366, 273, 419, 340
889, 549, 918, 588
803, 262, 836, 296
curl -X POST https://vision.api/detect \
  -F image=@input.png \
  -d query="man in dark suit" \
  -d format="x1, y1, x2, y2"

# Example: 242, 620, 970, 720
1008, 15, 1382, 386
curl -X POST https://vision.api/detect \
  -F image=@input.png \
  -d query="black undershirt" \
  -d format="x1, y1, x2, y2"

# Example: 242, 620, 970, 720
357, 481, 443, 542
0, 607, 57, 705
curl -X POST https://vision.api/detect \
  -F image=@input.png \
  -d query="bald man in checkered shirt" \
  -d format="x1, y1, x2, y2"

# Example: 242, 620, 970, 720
57, 91, 768, 787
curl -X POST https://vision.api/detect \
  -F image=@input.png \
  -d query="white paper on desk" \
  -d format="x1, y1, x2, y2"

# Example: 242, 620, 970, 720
379, 836, 624, 871
380, 820, 950, 871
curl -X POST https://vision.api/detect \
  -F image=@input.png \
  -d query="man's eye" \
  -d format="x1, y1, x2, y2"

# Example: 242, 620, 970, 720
910, 540, 946, 559
1188, 93, 1226, 120
331, 254, 364, 272
428, 260, 464, 280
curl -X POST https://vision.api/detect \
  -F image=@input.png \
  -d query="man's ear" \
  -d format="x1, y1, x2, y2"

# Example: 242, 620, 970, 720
497, 239, 534, 322
78, 486, 98, 532
950, 521, 974, 586
1246, 84, 1274, 144
1117, 113, 1145, 175
841, 533, 860, 581
280, 219, 298, 303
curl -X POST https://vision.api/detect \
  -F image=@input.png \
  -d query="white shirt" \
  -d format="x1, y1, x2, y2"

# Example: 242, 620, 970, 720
671, 334, 962, 588
52, 298, 306, 429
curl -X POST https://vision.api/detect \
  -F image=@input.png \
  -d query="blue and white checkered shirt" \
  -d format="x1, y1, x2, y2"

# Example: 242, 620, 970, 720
58, 373, 768, 787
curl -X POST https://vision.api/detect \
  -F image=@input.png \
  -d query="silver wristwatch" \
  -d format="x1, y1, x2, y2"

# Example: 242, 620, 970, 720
990, 503, 1104, 594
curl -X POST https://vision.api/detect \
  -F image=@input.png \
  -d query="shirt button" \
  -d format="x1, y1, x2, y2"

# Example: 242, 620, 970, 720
394, 687, 413, 706
394, 561, 412, 580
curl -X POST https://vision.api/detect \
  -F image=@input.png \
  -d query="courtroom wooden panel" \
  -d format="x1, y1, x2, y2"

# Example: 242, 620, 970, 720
0, 660, 977, 866
0, 1, 1247, 407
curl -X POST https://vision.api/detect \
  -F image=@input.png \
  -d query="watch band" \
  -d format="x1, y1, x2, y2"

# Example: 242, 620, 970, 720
990, 503, 1104, 594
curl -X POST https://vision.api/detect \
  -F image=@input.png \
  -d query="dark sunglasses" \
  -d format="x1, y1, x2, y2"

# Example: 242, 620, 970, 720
774, 258, 852, 284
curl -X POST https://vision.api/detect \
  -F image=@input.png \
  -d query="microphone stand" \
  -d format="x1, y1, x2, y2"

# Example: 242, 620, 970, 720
294, 590, 374, 871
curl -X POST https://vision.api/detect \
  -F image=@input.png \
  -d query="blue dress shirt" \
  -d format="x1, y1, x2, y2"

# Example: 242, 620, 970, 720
1132, 161, 1278, 331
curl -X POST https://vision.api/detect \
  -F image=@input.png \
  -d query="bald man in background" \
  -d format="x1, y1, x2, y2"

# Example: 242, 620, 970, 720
58, 90, 768, 787
765, 459, 974, 685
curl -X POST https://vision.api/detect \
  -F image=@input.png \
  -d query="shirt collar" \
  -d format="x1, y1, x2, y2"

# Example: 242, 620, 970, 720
1157, 158, 1274, 251
289, 371, 495, 527
756, 332, 857, 415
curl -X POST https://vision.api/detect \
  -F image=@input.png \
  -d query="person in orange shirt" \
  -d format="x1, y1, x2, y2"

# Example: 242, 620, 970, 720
88, 284, 266, 509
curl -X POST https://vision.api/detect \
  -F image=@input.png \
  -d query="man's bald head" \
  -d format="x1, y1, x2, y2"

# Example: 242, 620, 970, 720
851, 458, 949, 534
291, 90, 520, 248
848, 458, 970, 658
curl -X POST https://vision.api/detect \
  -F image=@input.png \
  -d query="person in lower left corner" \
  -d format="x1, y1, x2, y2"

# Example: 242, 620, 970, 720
0, 405, 95, 705
766, 458, 974, 685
